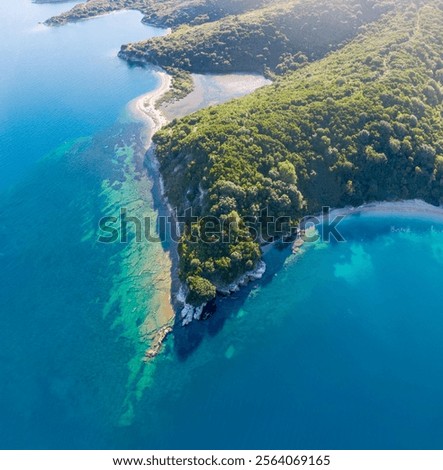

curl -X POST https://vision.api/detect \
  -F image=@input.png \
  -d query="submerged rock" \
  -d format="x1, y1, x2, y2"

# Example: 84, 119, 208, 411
144, 325, 173, 360
293, 237, 305, 253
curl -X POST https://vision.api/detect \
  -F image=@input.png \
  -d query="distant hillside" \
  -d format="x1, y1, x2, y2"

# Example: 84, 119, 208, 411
153, 0, 443, 305
120, 0, 394, 74
44, 0, 281, 27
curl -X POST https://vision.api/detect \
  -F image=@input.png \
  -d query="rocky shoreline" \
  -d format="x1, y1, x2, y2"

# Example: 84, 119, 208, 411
42, 1, 150, 27
179, 261, 267, 326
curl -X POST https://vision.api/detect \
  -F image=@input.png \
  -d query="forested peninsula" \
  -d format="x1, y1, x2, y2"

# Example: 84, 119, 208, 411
45, 0, 443, 311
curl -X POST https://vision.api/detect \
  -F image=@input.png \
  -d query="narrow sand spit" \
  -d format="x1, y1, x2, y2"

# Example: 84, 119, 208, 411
127, 69, 172, 145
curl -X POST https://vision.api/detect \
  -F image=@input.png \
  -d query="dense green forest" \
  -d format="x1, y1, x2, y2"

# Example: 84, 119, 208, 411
120, 0, 395, 75
152, 1, 443, 305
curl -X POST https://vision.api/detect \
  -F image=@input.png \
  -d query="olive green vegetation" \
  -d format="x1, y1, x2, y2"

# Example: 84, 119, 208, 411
44, 0, 280, 27
155, 68, 194, 108
185, 276, 217, 306
120, 0, 394, 75
44, 0, 136, 25
153, 1, 443, 305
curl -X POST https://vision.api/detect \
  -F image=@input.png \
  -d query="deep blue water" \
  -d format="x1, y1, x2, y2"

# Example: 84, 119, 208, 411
2, 0, 443, 451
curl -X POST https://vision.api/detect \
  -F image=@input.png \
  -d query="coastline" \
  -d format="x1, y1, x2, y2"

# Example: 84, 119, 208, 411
160, 73, 271, 121
126, 68, 273, 330
129, 71, 443, 340
130, 75, 443, 331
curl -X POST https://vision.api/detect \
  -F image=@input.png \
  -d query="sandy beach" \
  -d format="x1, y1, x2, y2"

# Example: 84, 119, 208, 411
329, 199, 443, 222
128, 69, 271, 132
127, 68, 172, 145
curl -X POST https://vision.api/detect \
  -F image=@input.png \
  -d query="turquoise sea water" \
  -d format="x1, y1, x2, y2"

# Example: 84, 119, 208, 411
2, 0, 443, 450
138, 213, 443, 450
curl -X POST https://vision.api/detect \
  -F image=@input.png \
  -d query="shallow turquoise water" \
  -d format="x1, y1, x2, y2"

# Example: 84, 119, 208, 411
2, 1, 443, 451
